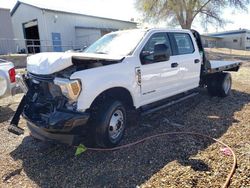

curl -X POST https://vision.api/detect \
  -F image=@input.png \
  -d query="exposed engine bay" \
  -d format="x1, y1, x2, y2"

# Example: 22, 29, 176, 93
57, 56, 123, 78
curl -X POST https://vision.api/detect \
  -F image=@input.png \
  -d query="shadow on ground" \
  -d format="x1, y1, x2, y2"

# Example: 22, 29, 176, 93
0, 105, 14, 123
9, 89, 250, 187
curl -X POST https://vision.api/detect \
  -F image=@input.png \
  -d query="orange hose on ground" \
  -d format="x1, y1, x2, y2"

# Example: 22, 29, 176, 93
85, 132, 237, 188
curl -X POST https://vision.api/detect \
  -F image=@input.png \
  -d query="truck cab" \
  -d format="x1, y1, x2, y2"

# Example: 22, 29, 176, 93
136, 29, 201, 105
9, 29, 242, 148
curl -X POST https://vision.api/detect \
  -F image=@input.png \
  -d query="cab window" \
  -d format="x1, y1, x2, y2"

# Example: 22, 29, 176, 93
172, 33, 194, 55
140, 33, 171, 65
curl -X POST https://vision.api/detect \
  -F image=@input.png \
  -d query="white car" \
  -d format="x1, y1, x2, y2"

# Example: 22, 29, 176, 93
0, 59, 17, 99
9, 29, 242, 147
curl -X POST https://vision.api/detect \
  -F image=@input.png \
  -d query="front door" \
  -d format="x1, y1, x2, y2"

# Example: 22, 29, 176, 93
139, 32, 182, 105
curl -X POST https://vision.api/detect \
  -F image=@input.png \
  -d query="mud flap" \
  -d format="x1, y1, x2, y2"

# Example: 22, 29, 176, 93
8, 95, 26, 135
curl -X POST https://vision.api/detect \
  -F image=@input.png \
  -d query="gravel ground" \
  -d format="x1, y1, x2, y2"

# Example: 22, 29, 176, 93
0, 63, 249, 188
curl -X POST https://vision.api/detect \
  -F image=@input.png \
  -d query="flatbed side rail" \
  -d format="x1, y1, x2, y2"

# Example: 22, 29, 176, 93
204, 61, 242, 74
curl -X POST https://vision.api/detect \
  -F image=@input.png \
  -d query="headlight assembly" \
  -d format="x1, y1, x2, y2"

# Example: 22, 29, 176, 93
54, 78, 81, 101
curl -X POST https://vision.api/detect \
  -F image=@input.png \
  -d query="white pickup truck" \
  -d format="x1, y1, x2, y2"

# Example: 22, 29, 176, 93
0, 59, 16, 99
9, 29, 242, 147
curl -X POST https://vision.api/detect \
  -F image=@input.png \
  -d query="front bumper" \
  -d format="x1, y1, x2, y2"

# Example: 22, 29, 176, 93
23, 109, 90, 145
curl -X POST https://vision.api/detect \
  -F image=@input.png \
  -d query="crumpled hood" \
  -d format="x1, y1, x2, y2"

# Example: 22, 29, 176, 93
27, 52, 124, 75
27, 52, 73, 75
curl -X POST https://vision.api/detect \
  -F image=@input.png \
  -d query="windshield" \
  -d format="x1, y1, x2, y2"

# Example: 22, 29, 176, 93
85, 30, 146, 56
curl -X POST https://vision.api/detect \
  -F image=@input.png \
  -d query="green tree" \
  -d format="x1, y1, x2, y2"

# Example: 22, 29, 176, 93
135, 0, 249, 29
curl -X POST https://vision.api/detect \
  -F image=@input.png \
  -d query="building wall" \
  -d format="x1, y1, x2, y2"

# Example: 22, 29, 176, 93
75, 28, 101, 47
245, 32, 250, 50
43, 10, 137, 50
201, 36, 221, 48
219, 33, 245, 50
0, 8, 15, 54
11, 3, 137, 53
11, 3, 48, 52
203, 32, 250, 50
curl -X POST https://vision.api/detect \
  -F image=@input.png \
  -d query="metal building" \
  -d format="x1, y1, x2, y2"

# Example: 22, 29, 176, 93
11, 1, 137, 53
202, 29, 250, 50
0, 8, 15, 54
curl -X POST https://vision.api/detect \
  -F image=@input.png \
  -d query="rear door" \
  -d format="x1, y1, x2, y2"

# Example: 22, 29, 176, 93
169, 32, 201, 91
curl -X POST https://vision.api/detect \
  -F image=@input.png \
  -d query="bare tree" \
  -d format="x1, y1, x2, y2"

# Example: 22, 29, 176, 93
135, 0, 249, 29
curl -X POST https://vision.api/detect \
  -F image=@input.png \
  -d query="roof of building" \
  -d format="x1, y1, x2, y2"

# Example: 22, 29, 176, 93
206, 29, 250, 37
11, 1, 137, 24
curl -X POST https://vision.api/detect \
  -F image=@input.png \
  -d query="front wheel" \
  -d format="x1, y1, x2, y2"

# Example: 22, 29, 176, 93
92, 100, 127, 148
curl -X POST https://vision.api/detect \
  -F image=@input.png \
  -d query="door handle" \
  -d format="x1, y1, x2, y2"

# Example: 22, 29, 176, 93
194, 59, 200, 64
171, 62, 179, 68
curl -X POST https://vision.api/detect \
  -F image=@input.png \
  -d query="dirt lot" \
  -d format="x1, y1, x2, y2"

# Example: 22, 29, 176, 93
0, 53, 250, 187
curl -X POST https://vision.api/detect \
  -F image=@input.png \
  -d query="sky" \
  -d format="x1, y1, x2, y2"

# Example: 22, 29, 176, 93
0, 0, 250, 33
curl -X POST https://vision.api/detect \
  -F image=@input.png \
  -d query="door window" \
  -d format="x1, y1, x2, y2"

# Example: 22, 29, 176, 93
140, 33, 171, 65
172, 33, 194, 55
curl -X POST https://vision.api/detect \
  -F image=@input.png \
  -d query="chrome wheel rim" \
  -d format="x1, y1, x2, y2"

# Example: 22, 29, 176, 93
108, 109, 124, 140
223, 76, 231, 94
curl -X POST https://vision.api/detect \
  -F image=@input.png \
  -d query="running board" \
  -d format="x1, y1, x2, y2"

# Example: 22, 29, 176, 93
141, 92, 199, 116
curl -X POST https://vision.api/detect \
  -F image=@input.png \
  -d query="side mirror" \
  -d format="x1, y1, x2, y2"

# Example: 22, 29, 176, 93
153, 43, 170, 62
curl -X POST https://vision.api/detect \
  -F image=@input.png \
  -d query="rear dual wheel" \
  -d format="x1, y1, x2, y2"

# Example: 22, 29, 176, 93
207, 72, 232, 97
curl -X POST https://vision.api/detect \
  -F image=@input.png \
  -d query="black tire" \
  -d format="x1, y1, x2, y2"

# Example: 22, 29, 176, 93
91, 100, 127, 148
207, 72, 232, 97
207, 74, 218, 96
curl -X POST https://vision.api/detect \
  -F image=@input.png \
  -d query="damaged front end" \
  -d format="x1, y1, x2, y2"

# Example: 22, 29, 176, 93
8, 52, 124, 145
9, 71, 89, 145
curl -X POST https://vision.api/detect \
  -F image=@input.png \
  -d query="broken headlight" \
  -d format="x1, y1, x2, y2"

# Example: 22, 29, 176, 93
54, 78, 81, 101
